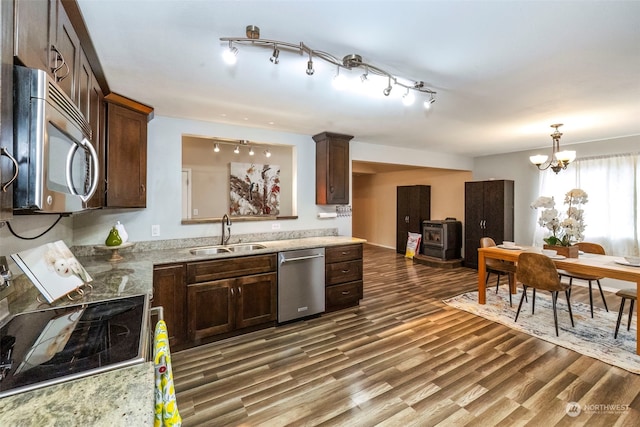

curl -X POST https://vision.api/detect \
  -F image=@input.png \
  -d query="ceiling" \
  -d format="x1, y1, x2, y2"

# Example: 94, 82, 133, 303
76, 0, 640, 158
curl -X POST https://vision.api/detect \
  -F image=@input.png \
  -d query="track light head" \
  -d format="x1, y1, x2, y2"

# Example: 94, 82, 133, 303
264, 149, 272, 158
423, 94, 436, 109
402, 90, 415, 106
213, 143, 220, 153
306, 59, 314, 75
233, 145, 240, 154
249, 146, 255, 156
222, 41, 238, 65
270, 46, 279, 64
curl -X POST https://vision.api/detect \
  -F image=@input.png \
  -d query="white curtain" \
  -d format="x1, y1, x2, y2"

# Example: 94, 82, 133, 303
533, 153, 639, 257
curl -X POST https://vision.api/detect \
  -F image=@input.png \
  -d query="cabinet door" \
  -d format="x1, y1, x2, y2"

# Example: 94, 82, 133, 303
464, 181, 484, 268
396, 186, 431, 254
1, 0, 15, 222
51, 0, 80, 102
313, 132, 353, 205
396, 186, 410, 253
77, 49, 91, 119
483, 180, 514, 244
235, 272, 277, 329
105, 103, 147, 207
86, 72, 104, 208
13, 0, 52, 73
153, 264, 186, 348
187, 279, 235, 340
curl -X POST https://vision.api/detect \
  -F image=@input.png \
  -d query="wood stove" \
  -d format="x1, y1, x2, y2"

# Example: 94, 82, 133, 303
422, 220, 462, 260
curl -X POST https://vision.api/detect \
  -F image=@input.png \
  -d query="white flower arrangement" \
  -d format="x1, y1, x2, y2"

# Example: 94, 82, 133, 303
531, 188, 588, 246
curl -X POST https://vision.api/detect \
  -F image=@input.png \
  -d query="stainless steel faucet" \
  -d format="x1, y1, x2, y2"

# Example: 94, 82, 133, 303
221, 214, 232, 245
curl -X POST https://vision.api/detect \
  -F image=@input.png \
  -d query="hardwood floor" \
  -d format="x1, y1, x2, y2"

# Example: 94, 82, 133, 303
172, 244, 640, 426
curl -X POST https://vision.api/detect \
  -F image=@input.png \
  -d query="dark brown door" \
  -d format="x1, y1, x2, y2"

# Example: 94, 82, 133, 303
106, 103, 147, 207
152, 264, 186, 348
13, 0, 52, 73
235, 272, 277, 329
313, 132, 353, 205
0, 0, 15, 222
396, 185, 431, 254
52, 0, 80, 102
187, 279, 235, 340
86, 72, 104, 208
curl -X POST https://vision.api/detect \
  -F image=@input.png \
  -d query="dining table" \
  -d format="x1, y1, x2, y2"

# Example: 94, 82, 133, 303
477, 245, 640, 354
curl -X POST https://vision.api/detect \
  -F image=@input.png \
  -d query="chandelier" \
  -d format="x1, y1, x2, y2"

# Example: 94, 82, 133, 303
220, 25, 437, 109
529, 124, 576, 174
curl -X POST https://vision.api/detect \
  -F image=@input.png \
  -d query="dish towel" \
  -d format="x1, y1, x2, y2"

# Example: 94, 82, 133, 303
154, 320, 182, 427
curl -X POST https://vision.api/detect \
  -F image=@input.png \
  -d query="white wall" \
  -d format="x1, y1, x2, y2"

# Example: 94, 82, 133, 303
72, 116, 355, 245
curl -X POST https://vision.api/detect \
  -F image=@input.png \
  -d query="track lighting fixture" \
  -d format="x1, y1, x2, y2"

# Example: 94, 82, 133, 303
529, 124, 576, 174
220, 25, 436, 108
211, 139, 274, 158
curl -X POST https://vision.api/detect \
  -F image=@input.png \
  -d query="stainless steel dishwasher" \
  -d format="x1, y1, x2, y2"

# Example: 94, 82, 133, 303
278, 247, 326, 323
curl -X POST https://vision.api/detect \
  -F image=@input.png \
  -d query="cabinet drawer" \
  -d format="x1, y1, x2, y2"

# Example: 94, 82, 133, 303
325, 244, 363, 263
326, 281, 363, 311
326, 260, 363, 285
187, 254, 277, 283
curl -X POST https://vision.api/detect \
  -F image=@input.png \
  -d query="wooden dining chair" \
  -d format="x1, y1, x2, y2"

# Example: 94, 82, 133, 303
558, 242, 608, 318
515, 252, 574, 336
614, 288, 637, 339
480, 237, 517, 306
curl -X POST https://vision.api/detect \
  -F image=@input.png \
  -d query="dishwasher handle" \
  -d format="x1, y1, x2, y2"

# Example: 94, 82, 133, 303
279, 253, 325, 264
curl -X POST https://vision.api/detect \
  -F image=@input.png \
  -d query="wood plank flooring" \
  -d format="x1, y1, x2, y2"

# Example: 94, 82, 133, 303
172, 244, 640, 426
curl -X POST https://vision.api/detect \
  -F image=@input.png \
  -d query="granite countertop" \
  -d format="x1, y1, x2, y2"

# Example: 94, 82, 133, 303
8, 236, 365, 315
0, 235, 365, 425
0, 363, 155, 427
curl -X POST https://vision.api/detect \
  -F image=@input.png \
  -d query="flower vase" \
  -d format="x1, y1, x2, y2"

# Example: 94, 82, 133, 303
544, 244, 579, 258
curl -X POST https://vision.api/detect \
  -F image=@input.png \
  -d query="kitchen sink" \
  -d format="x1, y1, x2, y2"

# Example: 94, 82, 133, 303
189, 243, 266, 256
189, 246, 231, 255
226, 243, 267, 252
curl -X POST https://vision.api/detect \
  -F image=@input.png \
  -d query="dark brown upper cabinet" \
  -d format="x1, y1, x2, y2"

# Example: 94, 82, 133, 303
13, 0, 52, 74
313, 131, 353, 205
104, 93, 153, 208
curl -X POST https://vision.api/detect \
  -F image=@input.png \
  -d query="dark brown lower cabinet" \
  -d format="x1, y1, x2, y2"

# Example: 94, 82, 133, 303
325, 244, 363, 312
184, 253, 277, 345
187, 272, 277, 341
152, 263, 186, 348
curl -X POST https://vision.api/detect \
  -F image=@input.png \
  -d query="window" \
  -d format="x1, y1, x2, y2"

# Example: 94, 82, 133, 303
534, 153, 639, 256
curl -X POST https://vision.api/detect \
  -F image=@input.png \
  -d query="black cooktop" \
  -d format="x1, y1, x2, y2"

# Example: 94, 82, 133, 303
0, 294, 149, 398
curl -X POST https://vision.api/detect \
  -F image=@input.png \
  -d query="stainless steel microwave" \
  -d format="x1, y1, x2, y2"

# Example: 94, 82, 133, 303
13, 66, 99, 213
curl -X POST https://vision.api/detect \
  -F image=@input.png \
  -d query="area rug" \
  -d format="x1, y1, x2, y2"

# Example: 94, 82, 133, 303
443, 286, 640, 374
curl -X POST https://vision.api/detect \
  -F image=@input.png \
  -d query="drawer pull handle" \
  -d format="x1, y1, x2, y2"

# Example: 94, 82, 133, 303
341, 269, 350, 273
341, 291, 351, 295
341, 251, 349, 255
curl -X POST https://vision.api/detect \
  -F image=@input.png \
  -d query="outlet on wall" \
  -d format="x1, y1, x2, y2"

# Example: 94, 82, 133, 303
271, 223, 281, 230
151, 224, 160, 237
193, 208, 199, 216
